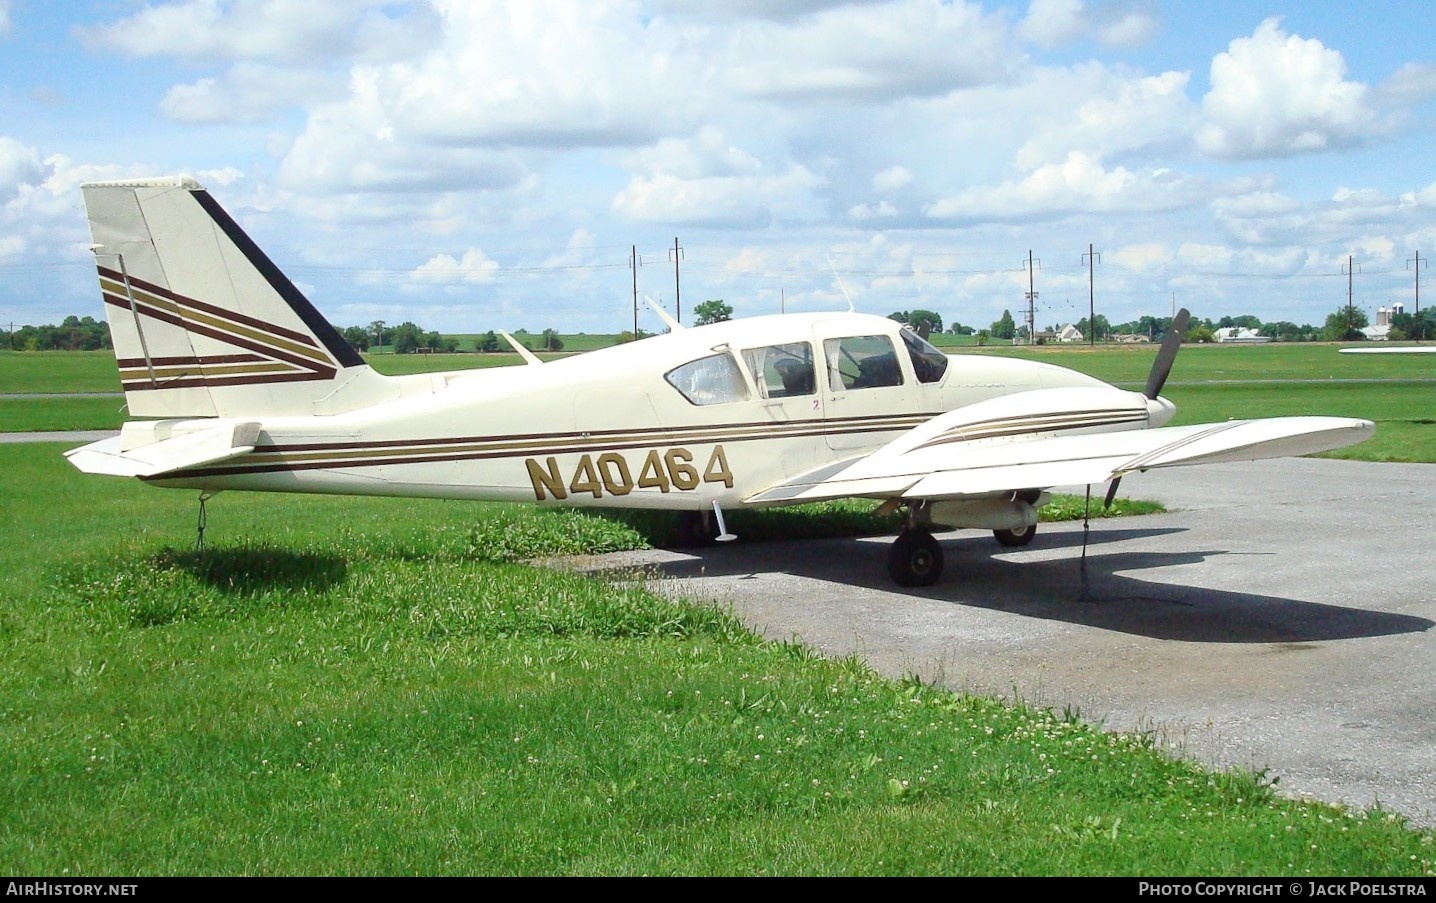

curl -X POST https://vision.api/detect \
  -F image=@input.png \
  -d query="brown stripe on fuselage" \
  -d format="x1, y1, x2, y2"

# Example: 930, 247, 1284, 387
150, 414, 942, 480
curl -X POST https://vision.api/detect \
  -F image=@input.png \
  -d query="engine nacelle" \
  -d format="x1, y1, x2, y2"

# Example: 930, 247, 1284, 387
928, 492, 1049, 531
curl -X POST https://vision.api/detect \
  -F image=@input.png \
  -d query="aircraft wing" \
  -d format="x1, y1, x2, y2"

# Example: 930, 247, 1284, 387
65, 421, 260, 478
746, 407, 1374, 505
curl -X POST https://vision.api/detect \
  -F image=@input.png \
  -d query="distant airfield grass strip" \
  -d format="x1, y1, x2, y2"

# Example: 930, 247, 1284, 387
0, 396, 128, 432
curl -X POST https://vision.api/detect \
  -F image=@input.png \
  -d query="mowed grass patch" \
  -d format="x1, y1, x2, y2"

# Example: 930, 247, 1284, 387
0, 395, 126, 431
0, 350, 121, 393
2, 442, 1432, 875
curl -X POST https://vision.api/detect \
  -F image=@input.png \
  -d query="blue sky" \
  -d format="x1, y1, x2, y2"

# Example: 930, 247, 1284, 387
1, 0, 1433, 336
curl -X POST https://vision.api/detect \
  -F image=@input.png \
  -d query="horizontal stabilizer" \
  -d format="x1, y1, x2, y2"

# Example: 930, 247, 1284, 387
65, 421, 260, 478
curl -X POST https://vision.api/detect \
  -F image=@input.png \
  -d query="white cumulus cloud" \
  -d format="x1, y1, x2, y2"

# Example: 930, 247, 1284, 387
873, 166, 912, 191
410, 249, 499, 284
1197, 18, 1374, 159
925, 151, 1204, 221
1019, 0, 1157, 49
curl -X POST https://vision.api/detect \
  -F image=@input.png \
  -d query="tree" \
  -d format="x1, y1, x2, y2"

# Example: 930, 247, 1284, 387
888, 310, 942, 337
369, 320, 387, 351
694, 299, 732, 326
909, 309, 943, 338
991, 310, 1016, 340
1218, 314, 1263, 330
391, 321, 424, 354
342, 326, 371, 351
1076, 314, 1110, 341
1390, 310, 1436, 342
1322, 307, 1368, 342
540, 328, 564, 352
477, 331, 502, 352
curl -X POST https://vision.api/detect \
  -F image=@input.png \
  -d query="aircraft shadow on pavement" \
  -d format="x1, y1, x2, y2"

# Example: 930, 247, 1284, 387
627, 528, 1433, 645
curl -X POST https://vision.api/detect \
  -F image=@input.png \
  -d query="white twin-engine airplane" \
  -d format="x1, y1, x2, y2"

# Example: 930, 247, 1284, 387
68, 176, 1375, 586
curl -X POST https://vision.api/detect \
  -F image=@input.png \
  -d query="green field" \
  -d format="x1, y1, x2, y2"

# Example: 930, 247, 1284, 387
0, 350, 122, 393
2, 441, 1432, 876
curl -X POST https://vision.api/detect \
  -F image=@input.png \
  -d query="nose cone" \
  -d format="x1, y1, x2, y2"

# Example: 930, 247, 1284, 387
1146, 395, 1177, 427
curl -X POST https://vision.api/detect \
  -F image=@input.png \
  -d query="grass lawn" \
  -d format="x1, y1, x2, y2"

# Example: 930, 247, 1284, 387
2, 441, 1431, 875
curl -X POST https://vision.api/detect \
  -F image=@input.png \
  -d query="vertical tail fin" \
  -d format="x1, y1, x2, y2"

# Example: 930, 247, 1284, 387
82, 176, 374, 418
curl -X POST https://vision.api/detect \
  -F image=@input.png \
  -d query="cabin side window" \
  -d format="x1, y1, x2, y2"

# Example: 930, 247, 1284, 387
823, 334, 904, 391
900, 327, 949, 384
665, 353, 751, 406
741, 342, 815, 399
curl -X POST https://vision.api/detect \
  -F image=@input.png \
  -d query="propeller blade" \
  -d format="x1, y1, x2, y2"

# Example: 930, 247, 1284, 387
1103, 477, 1122, 509
1144, 307, 1191, 399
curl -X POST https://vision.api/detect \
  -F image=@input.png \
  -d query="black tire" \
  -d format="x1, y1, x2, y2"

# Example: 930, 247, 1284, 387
993, 524, 1037, 547
887, 529, 944, 587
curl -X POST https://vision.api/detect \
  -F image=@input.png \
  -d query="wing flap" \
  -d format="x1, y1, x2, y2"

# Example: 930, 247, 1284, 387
65, 421, 261, 478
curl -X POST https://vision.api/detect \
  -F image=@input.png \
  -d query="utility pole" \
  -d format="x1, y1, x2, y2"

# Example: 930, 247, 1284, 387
630, 245, 640, 339
669, 237, 683, 326
1024, 250, 1039, 345
1410, 251, 1426, 341
1082, 243, 1100, 345
1342, 255, 1359, 338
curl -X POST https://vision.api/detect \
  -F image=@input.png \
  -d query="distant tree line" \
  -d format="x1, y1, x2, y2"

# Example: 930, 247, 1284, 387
952, 306, 1435, 345
8, 305, 1430, 354
1, 316, 112, 351
339, 321, 564, 354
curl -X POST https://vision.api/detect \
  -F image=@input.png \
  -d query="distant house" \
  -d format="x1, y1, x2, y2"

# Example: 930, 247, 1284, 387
1056, 324, 1084, 343
1214, 327, 1271, 344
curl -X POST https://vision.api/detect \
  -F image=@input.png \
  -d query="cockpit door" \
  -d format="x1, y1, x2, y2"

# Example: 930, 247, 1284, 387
814, 320, 917, 452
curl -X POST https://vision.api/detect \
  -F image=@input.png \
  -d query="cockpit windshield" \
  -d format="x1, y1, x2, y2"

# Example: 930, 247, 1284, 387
900, 327, 949, 383
664, 352, 751, 406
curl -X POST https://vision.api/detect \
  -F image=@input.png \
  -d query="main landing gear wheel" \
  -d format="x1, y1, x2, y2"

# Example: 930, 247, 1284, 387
887, 529, 944, 587
993, 524, 1037, 547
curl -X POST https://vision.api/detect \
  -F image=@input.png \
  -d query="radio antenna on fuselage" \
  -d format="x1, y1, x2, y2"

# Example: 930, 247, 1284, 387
826, 253, 855, 312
